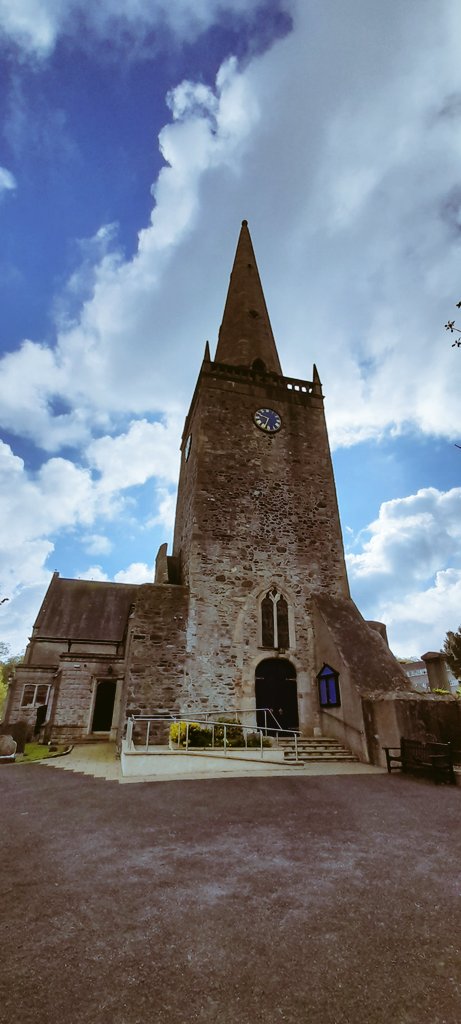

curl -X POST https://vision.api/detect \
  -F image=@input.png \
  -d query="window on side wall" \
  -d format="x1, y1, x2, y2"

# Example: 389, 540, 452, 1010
317, 665, 340, 708
21, 684, 50, 708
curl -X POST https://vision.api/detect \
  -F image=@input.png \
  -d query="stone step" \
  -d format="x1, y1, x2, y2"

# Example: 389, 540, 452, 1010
280, 749, 352, 757
277, 736, 346, 745
278, 736, 358, 763
280, 742, 353, 751
281, 745, 352, 754
284, 754, 356, 762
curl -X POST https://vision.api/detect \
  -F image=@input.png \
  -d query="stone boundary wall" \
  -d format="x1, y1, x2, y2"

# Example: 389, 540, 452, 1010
362, 692, 461, 767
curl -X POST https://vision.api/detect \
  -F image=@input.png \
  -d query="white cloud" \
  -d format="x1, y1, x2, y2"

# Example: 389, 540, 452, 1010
0, 426, 177, 556
0, 434, 177, 651
2, 0, 461, 657
149, 488, 177, 532
0, 53, 259, 451
0, 442, 100, 545
348, 487, 461, 655
82, 534, 113, 556
77, 565, 109, 581
1, 1, 461, 454
348, 488, 461, 583
0, 583, 51, 656
0, 340, 93, 451
87, 418, 180, 491
114, 561, 154, 584
0, 166, 16, 195
379, 570, 461, 659
0, 538, 53, 598
0, 0, 263, 57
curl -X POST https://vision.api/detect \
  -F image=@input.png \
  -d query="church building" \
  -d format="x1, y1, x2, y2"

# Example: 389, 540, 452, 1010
5, 221, 411, 761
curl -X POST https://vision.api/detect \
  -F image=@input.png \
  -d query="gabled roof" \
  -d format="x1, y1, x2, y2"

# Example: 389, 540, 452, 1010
34, 575, 138, 642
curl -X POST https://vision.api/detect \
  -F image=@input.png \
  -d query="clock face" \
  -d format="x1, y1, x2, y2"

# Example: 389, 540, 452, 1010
254, 408, 282, 433
185, 434, 192, 461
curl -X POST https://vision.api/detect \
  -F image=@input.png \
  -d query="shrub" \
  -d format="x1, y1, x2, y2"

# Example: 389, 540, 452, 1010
213, 719, 244, 747
169, 719, 272, 749
246, 731, 272, 748
169, 721, 212, 747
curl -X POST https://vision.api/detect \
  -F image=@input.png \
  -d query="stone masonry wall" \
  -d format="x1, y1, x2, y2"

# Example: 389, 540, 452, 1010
174, 365, 349, 596
120, 584, 189, 743
362, 693, 461, 767
170, 363, 351, 727
49, 657, 125, 744
7, 657, 125, 745
5, 666, 56, 738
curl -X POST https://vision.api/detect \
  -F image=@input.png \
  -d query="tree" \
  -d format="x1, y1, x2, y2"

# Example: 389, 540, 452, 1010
445, 300, 461, 347
443, 626, 461, 681
0, 643, 23, 720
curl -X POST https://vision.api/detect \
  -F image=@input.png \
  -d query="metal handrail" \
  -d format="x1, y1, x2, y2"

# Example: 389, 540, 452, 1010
128, 706, 297, 736
142, 706, 289, 734
126, 714, 301, 761
320, 707, 364, 736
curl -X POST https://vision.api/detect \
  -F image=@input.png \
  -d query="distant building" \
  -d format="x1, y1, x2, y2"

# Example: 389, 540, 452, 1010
398, 659, 430, 691
421, 652, 460, 694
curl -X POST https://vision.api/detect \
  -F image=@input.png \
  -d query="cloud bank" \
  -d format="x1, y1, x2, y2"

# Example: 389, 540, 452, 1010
348, 488, 461, 655
1, 0, 461, 656
0, 0, 268, 56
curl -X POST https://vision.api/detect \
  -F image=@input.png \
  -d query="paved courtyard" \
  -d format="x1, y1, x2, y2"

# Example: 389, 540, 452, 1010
1, 764, 460, 1024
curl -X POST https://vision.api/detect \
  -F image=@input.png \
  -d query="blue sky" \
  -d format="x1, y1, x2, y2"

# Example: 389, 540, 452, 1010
1, 0, 461, 657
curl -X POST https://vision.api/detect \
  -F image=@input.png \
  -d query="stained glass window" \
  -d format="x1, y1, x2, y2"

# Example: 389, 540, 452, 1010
317, 665, 340, 708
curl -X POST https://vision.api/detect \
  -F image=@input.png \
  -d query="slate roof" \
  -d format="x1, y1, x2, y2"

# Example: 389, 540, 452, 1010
34, 574, 138, 642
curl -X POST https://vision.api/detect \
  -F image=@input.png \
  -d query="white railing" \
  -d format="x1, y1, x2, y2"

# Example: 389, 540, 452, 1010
127, 706, 289, 734
182, 706, 286, 735
125, 712, 300, 762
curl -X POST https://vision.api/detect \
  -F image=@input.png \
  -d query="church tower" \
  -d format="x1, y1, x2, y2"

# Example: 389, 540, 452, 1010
173, 221, 349, 599
167, 220, 404, 740
6, 219, 411, 757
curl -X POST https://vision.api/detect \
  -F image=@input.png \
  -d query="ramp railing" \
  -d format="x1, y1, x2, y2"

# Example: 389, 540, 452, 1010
125, 712, 300, 761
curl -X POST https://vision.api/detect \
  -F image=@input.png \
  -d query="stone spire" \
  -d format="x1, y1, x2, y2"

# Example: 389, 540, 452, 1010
214, 220, 282, 374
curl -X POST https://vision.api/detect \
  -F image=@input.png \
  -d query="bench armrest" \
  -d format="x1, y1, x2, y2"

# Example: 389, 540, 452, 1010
383, 747, 403, 773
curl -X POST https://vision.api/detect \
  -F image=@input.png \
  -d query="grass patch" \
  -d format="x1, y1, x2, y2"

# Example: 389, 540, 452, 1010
16, 743, 69, 763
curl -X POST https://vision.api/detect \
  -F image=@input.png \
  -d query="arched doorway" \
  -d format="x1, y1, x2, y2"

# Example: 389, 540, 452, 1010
91, 680, 117, 733
255, 658, 298, 732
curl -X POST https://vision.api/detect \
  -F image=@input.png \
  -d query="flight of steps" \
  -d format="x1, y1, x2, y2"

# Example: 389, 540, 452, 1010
278, 736, 357, 764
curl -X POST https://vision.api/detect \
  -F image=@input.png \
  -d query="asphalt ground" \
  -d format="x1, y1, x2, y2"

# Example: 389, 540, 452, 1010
1, 766, 460, 1024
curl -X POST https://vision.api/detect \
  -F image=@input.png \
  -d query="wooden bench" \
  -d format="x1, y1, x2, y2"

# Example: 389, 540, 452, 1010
383, 737, 456, 785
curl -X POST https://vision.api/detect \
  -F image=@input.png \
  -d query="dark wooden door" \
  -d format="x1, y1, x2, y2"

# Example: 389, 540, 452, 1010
255, 659, 298, 732
92, 681, 116, 732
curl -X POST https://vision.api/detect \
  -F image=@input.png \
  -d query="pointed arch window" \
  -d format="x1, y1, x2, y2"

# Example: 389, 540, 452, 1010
261, 589, 290, 649
317, 665, 341, 708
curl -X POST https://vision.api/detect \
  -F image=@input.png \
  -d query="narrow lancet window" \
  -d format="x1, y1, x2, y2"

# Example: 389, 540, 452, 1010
277, 596, 289, 649
261, 593, 275, 647
261, 589, 290, 649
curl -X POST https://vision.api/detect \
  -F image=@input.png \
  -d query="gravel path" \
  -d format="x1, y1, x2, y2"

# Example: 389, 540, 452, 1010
1, 765, 460, 1024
